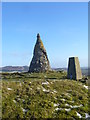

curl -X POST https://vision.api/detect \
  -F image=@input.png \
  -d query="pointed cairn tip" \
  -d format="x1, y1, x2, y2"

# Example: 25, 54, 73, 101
37, 33, 40, 39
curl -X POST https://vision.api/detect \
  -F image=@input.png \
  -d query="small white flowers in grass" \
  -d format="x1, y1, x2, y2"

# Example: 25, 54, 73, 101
21, 107, 28, 113
83, 85, 88, 89
65, 104, 70, 107
7, 88, 12, 90
51, 92, 54, 94
42, 81, 49, 85
65, 93, 71, 98
55, 108, 59, 111
61, 98, 66, 101
22, 99, 25, 102
85, 113, 90, 118
51, 90, 57, 94
13, 100, 16, 103
42, 87, 50, 92
55, 107, 71, 112
71, 104, 83, 108
53, 90, 57, 93
70, 100, 74, 103
54, 103, 59, 107
65, 93, 70, 96
67, 90, 72, 92
65, 108, 71, 112
65, 103, 83, 109
50, 82, 53, 84
76, 112, 82, 118
30, 88, 32, 90
54, 97, 57, 100
55, 108, 63, 111
60, 95, 62, 97
17, 98, 21, 101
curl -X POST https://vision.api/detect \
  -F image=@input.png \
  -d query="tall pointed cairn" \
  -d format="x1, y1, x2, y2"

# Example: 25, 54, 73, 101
67, 57, 82, 80
29, 33, 51, 73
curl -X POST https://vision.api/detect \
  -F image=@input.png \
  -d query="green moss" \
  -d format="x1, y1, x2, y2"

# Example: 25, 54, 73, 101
1, 72, 89, 119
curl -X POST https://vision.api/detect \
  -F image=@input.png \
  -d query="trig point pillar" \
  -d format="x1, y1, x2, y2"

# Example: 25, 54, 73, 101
67, 57, 82, 80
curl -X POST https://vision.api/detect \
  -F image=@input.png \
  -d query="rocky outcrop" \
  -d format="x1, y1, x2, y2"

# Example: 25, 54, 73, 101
28, 33, 51, 73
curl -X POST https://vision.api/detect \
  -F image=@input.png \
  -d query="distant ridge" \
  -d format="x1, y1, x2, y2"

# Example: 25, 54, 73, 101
0, 66, 89, 76
0, 66, 29, 72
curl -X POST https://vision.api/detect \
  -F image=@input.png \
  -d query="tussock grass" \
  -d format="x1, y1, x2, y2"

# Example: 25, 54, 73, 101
1, 71, 89, 119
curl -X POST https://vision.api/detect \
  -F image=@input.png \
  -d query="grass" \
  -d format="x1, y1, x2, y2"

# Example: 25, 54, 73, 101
0, 71, 89, 119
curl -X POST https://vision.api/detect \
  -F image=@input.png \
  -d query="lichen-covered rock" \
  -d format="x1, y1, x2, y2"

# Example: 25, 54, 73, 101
28, 33, 51, 73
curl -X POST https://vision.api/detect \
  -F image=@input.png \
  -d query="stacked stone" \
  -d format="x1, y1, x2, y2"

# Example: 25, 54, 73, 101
29, 33, 51, 73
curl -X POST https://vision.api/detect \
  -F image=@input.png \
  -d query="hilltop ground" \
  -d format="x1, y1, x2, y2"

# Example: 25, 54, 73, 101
0, 71, 90, 119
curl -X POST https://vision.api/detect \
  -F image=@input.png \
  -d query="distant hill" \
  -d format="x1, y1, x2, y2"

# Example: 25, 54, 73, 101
0, 66, 89, 76
0, 66, 29, 72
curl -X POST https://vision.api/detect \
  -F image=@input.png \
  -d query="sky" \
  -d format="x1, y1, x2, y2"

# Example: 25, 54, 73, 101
2, 2, 88, 68
1, 0, 89, 2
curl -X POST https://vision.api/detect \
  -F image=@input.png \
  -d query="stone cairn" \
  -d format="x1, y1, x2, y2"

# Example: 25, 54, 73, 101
28, 33, 51, 73
67, 57, 82, 80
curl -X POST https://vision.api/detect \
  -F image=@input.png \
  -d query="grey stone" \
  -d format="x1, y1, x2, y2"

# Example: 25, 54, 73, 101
67, 57, 82, 80
28, 33, 51, 73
